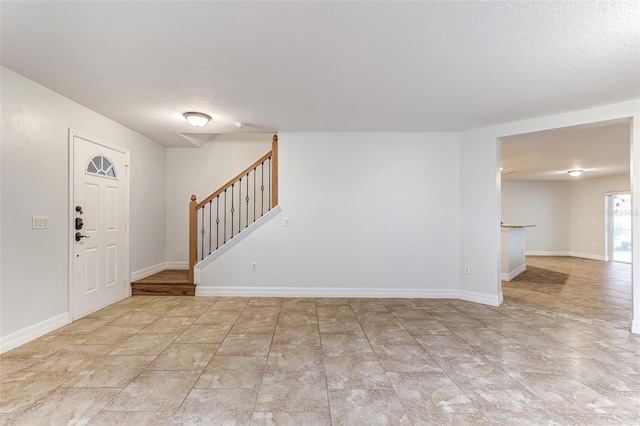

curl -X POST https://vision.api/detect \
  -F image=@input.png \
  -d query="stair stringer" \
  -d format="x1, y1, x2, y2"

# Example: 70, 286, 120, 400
193, 206, 281, 286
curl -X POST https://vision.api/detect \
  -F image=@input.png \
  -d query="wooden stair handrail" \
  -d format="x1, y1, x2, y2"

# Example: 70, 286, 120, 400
189, 194, 198, 282
189, 135, 278, 282
195, 150, 272, 210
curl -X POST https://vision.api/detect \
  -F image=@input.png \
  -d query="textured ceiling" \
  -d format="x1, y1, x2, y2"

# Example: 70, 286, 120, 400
1, 1, 639, 147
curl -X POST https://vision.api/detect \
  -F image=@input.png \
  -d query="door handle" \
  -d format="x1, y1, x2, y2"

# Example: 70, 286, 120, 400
75, 232, 90, 242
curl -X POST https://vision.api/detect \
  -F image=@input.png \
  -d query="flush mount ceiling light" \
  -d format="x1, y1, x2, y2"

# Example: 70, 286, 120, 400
568, 170, 583, 177
183, 112, 211, 128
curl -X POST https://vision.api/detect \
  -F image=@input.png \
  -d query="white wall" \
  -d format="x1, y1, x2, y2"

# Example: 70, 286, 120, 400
165, 134, 273, 265
501, 181, 571, 253
0, 67, 167, 349
570, 173, 630, 259
458, 134, 502, 304
501, 174, 630, 259
197, 132, 463, 298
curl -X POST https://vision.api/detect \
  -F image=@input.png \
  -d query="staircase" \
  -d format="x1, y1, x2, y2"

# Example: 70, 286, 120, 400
131, 270, 195, 296
130, 134, 278, 297
188, 134, 278, 282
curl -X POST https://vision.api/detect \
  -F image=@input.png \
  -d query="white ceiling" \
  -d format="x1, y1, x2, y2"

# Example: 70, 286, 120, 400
500, 121, 631, 182
1, 1, 639, 152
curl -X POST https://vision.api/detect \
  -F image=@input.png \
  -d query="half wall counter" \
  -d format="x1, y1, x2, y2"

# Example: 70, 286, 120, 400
501, 224, 536, 281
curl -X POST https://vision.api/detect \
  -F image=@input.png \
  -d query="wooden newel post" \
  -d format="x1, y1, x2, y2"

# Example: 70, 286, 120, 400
189, 194, 197, 283
272, 134, 278, 208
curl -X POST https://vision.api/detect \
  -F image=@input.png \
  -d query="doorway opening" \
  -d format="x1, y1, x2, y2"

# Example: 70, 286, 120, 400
499, 118, 633, 330
606, 193, 632, 263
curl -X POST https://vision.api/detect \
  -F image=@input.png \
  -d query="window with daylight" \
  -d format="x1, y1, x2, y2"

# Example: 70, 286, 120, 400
86, 155, 117, 178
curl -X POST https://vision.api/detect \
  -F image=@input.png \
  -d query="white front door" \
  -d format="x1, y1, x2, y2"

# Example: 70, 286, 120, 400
71, 131, 129, 320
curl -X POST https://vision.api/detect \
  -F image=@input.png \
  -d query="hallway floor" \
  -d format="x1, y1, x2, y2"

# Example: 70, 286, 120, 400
1, 291, 639, 425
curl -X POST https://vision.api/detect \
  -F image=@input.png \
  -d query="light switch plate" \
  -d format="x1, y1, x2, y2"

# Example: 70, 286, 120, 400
32, 216, 49, 229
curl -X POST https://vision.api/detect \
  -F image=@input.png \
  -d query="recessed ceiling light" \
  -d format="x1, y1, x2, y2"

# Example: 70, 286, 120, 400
568, 170, 583, 177
183, 112, 211, 127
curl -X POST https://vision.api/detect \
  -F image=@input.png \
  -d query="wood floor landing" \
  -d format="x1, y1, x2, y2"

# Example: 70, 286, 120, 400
131, 270, 195, 296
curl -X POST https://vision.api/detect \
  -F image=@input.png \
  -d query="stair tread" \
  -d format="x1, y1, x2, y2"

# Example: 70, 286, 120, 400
131, 270, 194, 296
132, 269, 192, 284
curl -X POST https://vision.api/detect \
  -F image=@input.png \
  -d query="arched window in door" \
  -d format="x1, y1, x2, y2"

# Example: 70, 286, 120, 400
86, 155, 117, 178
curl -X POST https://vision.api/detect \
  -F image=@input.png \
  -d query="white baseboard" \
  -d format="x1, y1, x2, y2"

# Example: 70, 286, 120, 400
525, 251, 606, 261
195, 285, 502, 307
501, 264, 526, 282
526, 251, 571, 257
196, 285, 452, 299
131, 263, 167, 282
569, 252, 606, 261
131, 262, 189, 282
0, 313, 70, 355
166, 261, 188, 270
632, 318, 640, 335
458, 290, 503, 307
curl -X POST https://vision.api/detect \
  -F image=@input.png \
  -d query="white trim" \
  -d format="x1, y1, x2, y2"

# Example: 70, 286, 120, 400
68, 129, 130, 321
166, 261, 188, 270
458, 289, 503, 307
195, 286, 456, 298
130, 262, 189, 282
195, 286, 502, 307
500, 264, 526, 281
525, 251, 606, 261
525, 251, 571, 257
632, 318, 639, 334
193, 206, 281, 281
131, 262, 167, 282
0, 313, 69, 355
569, 252, 606, 261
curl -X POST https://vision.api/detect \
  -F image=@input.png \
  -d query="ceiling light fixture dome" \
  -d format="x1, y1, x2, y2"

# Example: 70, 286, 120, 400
183, 112, 211, 127
568, 170, 583, 177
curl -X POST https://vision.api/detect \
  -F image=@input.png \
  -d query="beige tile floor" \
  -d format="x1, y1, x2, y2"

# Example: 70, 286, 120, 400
1, 260, 639, 425
503, 256, 632, 329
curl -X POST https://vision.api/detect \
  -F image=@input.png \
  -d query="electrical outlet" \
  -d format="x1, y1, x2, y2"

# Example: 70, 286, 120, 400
284, 217, 290, 226
252, 262, 257, 271
464, 265, 471, 274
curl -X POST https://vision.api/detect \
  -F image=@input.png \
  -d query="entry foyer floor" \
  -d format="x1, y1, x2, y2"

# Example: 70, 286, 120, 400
1, 258, 639, 425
